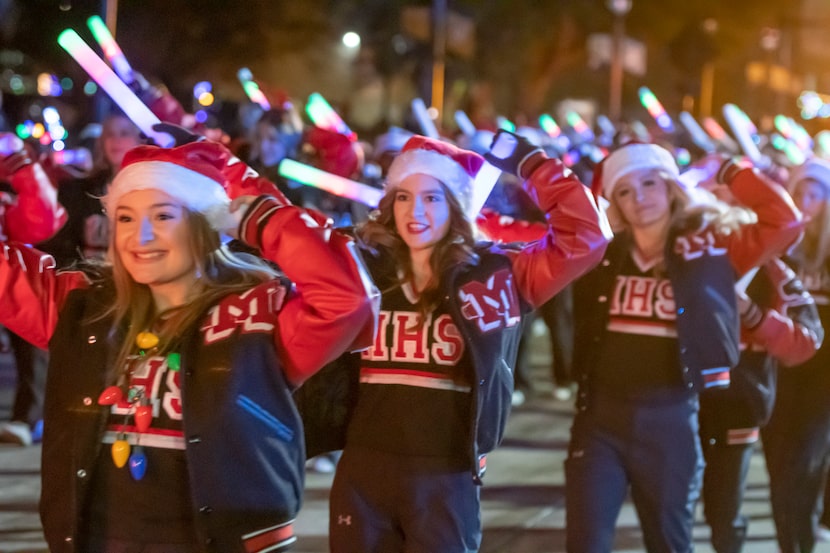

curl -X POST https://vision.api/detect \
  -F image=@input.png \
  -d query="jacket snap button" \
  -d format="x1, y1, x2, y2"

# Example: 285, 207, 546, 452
76, 469, 87, 478
83, 397, 92, 406
199, 506, 213, 514
598, 296, 607, 303
87, 335, 97, 344
189, 436, 201, 444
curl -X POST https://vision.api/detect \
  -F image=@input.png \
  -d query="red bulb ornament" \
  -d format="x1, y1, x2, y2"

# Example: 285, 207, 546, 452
98, 386, 123, 405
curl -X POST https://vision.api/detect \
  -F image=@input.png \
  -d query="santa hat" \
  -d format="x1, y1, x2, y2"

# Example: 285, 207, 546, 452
103, 141, 237, 231
592, 142, 679, 200
788, 158, 830, 193
386, 135, 484, 219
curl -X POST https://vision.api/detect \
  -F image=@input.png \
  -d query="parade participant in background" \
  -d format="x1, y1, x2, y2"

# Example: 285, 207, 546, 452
319, 130, 610, 553
38, 112, 144, 267
0, 133, 67, 446
699, 258, 821, 553
763, 157, 830, 553
692, 154, 822, 553
0, 139, 377, 553
247, 105, 307, 206
566, 143, 802, 552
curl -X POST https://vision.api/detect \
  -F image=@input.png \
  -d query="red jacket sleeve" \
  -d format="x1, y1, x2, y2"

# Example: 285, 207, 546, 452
3, 157, 67, 244
723, 168, 803, 276
504, 156, 612, 308
236, 196, 379, 386
0, 242, 88, 349
475, 208, 547, 243
743, 258, 822, 367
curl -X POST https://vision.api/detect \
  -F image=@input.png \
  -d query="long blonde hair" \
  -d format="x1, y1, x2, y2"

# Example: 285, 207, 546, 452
792, 182, 830, 274
607, 174, 755, 237
99, 210, 280, 380
357, 182, 477, 322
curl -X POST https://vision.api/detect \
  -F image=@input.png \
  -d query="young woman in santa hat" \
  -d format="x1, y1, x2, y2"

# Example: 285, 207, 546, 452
762, 157, 830, 553
565, 142, 802, 552
0, 139, 378, 553
318, 130, 611, 552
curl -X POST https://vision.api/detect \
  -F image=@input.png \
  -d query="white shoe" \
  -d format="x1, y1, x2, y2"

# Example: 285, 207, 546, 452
511, 390, 526, 407
553, 386, 573, 401
0, 421, 33, 446
306, 455, 336, 473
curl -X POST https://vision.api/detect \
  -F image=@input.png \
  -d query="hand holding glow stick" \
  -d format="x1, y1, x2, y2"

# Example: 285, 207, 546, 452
58, 29, 173, 147
467, 135, 510, 218
86, 15, 134, 84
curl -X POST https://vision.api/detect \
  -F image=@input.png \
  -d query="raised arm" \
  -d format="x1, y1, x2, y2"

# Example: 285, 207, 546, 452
0, 134, 67, 244
483, 130, 612, 308
0, 242, 88, 348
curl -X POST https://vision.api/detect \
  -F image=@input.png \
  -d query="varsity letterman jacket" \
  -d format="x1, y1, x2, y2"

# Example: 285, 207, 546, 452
297, 155, 612, 482
572, 166, 802, 411
0, 194, 377, 553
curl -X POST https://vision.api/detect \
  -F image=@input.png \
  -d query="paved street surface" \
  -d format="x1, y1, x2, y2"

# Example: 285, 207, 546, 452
1, 322, 828, 552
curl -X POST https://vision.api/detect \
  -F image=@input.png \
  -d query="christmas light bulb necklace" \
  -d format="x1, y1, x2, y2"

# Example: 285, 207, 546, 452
97, 329, 181, 481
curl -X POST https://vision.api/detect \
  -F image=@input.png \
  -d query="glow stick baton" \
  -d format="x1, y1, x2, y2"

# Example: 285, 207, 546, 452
58, 29, 173, 147
496, 116, 516, 132
638, 87, 675, 132
306, 93, 355, 139
278, 158, 383, 206
702, 117, 740, 153
566, 111, 594, 141
723, 103, 767, 167
86, 15, 134, 84
411, 98, 439, 139
769, 134, 807, 166
237, 68, 271, 110
816, 131, 830, 159
597, 114, 616, 138
539, 114, 561, 138
454, 110, 476, 137
629, 119, 652, 142
679, 111, 716, 153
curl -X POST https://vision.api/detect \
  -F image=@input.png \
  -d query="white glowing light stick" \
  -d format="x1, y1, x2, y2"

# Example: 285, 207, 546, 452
305, 93, 355, 139
723, 103, 767, 167
411, 98, 439, 139
278, 158, 383, 206
679, 112, 717, 153
468, 133, 514, 218
237, 68, 271, 110
454, 110, 476, 138
87, 15, 134, 84
58, 29, 173, 147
